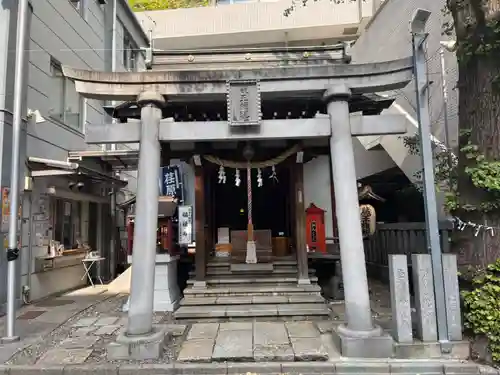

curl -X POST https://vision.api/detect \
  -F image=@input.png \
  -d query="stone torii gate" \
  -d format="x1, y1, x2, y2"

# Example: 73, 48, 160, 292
62, 57, 413, 359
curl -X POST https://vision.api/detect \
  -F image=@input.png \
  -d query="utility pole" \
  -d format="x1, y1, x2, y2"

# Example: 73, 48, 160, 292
410, 8, 451, 353
2, 0, 30, 343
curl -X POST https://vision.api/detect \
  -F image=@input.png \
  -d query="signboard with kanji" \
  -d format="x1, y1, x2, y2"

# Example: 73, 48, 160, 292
227, 79, 261, 127
178, 205, 193, 245
161, 165, 184, 202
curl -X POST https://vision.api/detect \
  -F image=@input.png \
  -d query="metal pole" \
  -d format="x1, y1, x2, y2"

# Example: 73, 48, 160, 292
439, 48, 454, 188
3, 0, 29, 342
411, 26, 450, 351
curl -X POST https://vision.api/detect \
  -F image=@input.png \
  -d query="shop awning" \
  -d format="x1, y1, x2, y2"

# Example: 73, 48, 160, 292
68, 149, 139, 171
27, 156, 127, 188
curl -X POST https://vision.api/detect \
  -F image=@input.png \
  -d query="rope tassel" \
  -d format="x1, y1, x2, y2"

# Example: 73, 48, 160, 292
235, 169, 241, 187
257, 168, 263, 187
218, 166, 226, 184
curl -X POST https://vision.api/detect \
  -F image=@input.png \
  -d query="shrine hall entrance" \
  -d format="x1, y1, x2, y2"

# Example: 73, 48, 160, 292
210, 163, 293, 256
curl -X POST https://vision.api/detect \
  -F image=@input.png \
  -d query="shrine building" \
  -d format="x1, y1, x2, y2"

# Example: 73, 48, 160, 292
62, 44, 414, 358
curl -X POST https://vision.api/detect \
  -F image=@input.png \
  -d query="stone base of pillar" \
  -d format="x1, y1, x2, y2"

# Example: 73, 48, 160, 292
245, 241, 257, 264
123, 254, 181, 312
331, 324, 394, 358
107, 326, 170, 360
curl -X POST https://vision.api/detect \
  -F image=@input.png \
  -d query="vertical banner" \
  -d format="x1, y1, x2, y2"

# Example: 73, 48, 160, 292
161, 165, 184, 203
178, 205, 193, 245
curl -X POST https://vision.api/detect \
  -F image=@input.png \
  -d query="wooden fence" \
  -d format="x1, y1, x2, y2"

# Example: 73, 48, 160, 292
364, 221, 454, 282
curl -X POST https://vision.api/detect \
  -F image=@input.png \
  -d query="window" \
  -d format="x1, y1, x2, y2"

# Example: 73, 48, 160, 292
50, 58, 84, 131
52, 198, 82, 250
70, 0, 83, 14
123, 32, 137, 72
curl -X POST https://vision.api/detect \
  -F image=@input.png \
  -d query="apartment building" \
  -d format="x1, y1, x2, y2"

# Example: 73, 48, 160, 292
0, 0, 149, 311
350, 0, 458, 217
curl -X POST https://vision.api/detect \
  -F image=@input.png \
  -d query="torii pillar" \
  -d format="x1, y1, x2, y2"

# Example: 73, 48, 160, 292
108, 91, 167, 360
325, 84, 393, 358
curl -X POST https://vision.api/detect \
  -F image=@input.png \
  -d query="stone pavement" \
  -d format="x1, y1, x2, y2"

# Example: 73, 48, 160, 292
0, 283, 497, 374
0, 286, 111, 364
178, 321, 334, 362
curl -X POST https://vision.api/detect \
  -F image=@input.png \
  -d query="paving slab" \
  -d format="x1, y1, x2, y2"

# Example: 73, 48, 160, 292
290, 337, 328, 361
94, 325, 120, 336
37, 349, 93, 365
60, 336, 100, 349
212, 330, 253, 361
253, 345, 294, 362
315, 321, 335, 334
390, 362, 445, 374
187, 323, 220, 340
34, 310, 76, 324
336, 362, 390, 374
226, 362, 282, 375
282, 362, 336, 374
174, 362, 227, 374
286, 321, 320, 338
254, 322, 289, 346
177, 339, 214, 363
165, 324, 187, 337
94, 317, 119, 326
71, 327, 97, 337
72, 317, 98, 328
218, 322, 252, 331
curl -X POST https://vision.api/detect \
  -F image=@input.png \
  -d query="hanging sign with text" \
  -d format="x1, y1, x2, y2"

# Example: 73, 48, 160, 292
227, 80, 262, 127
161, 165, 184, 203
178, 205, 193, 246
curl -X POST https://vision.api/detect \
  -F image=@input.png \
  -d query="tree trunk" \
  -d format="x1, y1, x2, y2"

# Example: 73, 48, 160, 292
448, 0, 500, 272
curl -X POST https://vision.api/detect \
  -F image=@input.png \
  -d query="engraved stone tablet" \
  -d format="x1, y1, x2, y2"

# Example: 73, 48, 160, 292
411, 254, 438, 342
442, 254, 463, 341
389, 255, 413, 343
227, 80, 261, 126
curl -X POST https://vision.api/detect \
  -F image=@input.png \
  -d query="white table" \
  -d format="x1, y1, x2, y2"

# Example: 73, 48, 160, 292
81, 257, 105, 287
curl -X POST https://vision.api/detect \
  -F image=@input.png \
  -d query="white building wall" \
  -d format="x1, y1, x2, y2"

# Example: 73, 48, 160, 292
303, 141, 396, 239
0, 0, 149, 307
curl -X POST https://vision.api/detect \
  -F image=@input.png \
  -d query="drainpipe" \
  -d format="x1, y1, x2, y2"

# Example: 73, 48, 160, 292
111, 0, 117, 152
3, 0, 30, 342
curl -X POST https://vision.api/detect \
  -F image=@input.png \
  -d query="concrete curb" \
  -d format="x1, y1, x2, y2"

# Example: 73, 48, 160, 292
0, 361, 497, 375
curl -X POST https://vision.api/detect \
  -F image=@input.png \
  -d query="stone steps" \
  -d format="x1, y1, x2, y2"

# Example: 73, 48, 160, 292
186, 276, 319, 287
207, 259, 298, 267
188, 269, 315, 278
174, 302, 330, 320
183, 284, 322, 297
181, 294, 325, 305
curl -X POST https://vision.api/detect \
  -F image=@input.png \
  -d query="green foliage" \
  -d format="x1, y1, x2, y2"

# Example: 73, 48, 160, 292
401, 134, 457, 212
462, 258, 500, 362
402, 130, 500, 213
128, 0, 208, 11
457, 18, 500, 65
